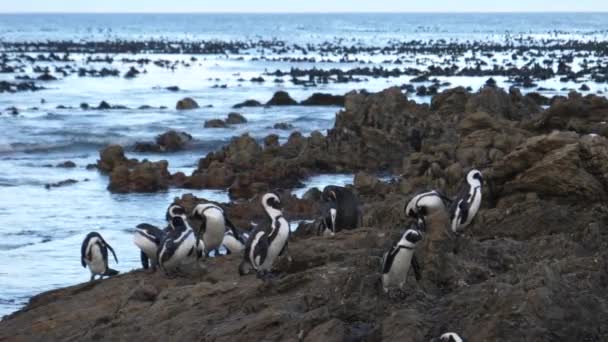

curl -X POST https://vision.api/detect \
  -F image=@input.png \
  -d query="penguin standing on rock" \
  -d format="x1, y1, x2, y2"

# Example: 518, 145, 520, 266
317, 200, 337, 236
133, 223, 165, 271
81, 232, 119, 282
431, 332, 467, 342
157, 215, 204, 275
321, 185, 361, 232
192, 203, 245, 256
239, 192, 290, 278
449, 169, 483, 233
381, 222, 424, 292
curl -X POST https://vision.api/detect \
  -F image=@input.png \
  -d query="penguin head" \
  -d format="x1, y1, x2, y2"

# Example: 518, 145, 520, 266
166, 204, 186, 222
262, 192, 282, 211
466, 169, 483, 186
405, 190, 446, 219
170, 216, 187, 231
400, 229, 423, 248
322, 186, 340, 203
433, 332, 465, 342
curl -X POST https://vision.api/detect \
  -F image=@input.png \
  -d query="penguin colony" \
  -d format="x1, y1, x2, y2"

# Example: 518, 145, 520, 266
80, 169, 482, 340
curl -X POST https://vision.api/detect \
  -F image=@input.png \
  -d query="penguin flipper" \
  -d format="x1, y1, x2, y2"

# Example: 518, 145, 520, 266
411, 254, 422, 281
224, 215, 246, 244
195, 215, 207, 256
140, 251, 149, 269
80, 235, 90, 268
278, 240, 288, 257
382, 245, 399, 274
98, 234, 119, 264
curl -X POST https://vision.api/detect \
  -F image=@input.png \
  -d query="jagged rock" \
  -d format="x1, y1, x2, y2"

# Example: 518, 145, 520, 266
176, 97, 199, 110
108, 160, 170, 193
97, 145, 129, 173
266, 91, 298, 106
155, 130, 192, 152
273, 122, 293, 130
56, 161, 76, 168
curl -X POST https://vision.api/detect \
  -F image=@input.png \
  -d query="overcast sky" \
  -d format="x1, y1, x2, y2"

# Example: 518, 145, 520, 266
1, 0, 607, 13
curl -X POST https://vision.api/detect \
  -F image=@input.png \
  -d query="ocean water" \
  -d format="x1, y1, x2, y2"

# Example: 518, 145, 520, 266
1, 13, 608, 317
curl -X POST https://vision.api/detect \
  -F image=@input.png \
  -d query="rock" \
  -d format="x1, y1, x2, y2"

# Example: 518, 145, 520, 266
266, 91, 298, 106
225, 112, 247, 124
56, 161, 76, 168
233, 99, 262, 109
165, 86, 180, 92
304, 319, 345, 342
300, 93, 345, 106
301, 187, 322, 201
155, 130, 192, 152
36, 73, 57, 81
204, 119, 228, 128
108, 160, 170, 193
79, 102, 89, 110
273, 122, 294, 130
133, 142, 161, 153
124, 67, 140, 78
264, 134, 280, 148
97, 145, 129, 173
97, 101, 111, 110
176, 97, 199, 110
44, 179, 78, 189
579, 84, 590, 91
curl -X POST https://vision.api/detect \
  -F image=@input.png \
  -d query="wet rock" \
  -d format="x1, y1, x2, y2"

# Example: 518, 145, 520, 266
155, 130, 192, 152
44, 179, 78, 189
266, 91, 298, 106
233, 99, 262, 109
225, 112, 247, 124
97, 101, 111, 110
273, 122, 294, 130
108, 160, 171, 193
36, 73, 57, 81
176, 97, 199, 110
165, 86, 179, 92
263, 134, 280, 148
56, 161, 76, 168
79, 102, 89, 110
124, 67, 140, 79
579, 84, 590, 91
300, 93, 345, 106
204, 119, 228, 128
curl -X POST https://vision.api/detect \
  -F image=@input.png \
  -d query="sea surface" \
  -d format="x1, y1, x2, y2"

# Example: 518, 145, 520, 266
1, 12, 607, 317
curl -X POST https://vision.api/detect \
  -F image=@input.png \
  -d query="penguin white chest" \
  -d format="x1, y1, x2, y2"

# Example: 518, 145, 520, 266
162, 231, 197, 269
465, 188, 482, 226
383, 248, 414, 290
261, 218, 289, 271
87, 245, 106, 275
203, 215, 225, 251
133, 232, 159, 261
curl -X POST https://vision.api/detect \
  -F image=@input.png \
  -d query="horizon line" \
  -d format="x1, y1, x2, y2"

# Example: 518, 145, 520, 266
1, 10, 607, 14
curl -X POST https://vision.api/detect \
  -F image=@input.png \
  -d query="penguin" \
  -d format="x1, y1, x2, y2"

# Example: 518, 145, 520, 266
381, 225, 424, 292
80, 232, 119, 282
157, 216, 204, 274
431, 332, 467, 342
191, 202, 246, 256
133, 223, 165, 271
239, 192, 290, 278
317, 200, 337, 236
165, 203, 187, 226
321, 185, 361, 232
222, 229, 247, 254
405, 190, 452, 221
449, 169, 483, 233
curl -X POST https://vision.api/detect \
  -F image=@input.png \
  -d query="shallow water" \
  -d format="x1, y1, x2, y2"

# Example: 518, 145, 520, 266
1, 12, 608, 317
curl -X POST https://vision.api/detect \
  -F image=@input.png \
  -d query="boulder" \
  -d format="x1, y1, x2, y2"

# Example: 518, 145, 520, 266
266, 91, 298, 106
176, 97, 199, 110
225, 112, 247, 124
232, 99, 262, 109
97, 145, 129, 173
300, 93, 345, 106
204, 119, 228, 128
155, 130, 192, 152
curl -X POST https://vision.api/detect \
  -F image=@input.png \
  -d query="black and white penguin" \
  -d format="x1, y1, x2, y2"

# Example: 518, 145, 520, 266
191, 203, 245, 256
449, 169, 483, 233
405, 190, 452, 221
239, 192, 290, 277
80, 232, 119, 282
133, 223, 165, 271
157, 216, 203, 273
165, 203, 187, 226
321, 185, 361, 232
381, 225, 424, 292
431, 332, 467, 342
317, 200, 337, 236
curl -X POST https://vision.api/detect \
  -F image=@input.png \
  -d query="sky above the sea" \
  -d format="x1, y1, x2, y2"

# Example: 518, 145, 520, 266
1, 0, 607, 13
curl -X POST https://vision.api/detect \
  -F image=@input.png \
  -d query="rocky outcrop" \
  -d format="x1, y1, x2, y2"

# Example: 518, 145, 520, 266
204, 119, 229, 128
225, 112, 247, 124
3, 85, 608, 342
266, 91, 298, 106
176, 97, 199, 110
300, 93, 345, 106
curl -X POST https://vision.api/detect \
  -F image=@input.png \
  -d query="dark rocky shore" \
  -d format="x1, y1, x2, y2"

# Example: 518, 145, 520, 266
2, 85, 608, 341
